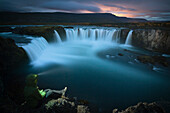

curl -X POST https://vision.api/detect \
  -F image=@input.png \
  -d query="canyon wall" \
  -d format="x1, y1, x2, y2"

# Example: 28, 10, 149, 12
132, 29, 170, 54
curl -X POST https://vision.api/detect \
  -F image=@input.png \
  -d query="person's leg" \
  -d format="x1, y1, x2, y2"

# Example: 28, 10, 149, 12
45, 87, 67, 98
44, 89, 51, 92
52, 87, 67, 96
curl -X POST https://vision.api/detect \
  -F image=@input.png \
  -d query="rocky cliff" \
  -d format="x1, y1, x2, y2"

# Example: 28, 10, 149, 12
13, 26, 66, 42
132, 29, 170, 54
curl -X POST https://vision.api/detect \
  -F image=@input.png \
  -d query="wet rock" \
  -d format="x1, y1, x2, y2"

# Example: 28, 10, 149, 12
0, 27, 12, 33
12, 26, 66, 42
106, 55, 110, 58
113, 102, 165, 113
137, 55, 169, 67
77, 105, 90, 113
132, 29, 170, 54
44, 98, 76, 113
118, 53, 124, 56
78, 99, 89, 105
120, 29, 130, 44
43, 98, 90, 113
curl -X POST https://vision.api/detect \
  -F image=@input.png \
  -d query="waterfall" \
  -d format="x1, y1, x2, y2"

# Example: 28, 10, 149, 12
54, 30, 62, 43
22, 28, 131, 63
22, 37, 49, 61
65, 28, 121, 42
125, 30, 133, 45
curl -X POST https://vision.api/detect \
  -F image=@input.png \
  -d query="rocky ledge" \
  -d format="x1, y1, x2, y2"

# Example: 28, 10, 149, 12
0, 36, 28, 76
137, 55, 169, 67
132, 29, 170, 54
12, 26, 66, 42
113, 102, 165, 113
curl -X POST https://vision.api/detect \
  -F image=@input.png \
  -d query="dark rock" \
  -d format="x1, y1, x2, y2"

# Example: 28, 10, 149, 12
77, 105, 90, 113
118, 53, 124, 56
0, 36, 28, 76
137, 55, 169, 67
0, 36, 29, 106
78, 99, 89, 105
0, 27, 13, 33
0, 76, 4, 98
64, 27, 74, 29
132, 29, 170, 54
43, 98, 90, 113
44, 98, 76, 113
120, 29, 130, 44
12, 26, 66, 42
55, 26, 66, 41
113, 102, 165, 113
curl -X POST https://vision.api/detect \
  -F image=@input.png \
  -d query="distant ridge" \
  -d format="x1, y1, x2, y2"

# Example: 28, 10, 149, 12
0, 12, 147, 25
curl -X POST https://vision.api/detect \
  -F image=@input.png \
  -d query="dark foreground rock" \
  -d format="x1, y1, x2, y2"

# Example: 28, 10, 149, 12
0, 36, 29, 112
113, 102, 165, 113
13, 26, 66, 42
0, 27, 13, 33
3, 97, 90, 113
0, 36, 28, 76
137, 55, 169, 67
43, 98, 90, 113
132, 29, 170, 54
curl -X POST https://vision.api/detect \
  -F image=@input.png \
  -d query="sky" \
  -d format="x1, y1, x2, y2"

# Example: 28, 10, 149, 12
0, 0, 170, 21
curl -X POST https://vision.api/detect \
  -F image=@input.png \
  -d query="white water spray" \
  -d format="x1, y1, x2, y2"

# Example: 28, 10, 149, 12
22, 37, 49, 61
54, 30, 62, 43
125, 30, 133, 45
65, 28, 121, 42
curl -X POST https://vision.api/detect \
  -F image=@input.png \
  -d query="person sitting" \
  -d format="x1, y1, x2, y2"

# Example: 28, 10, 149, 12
24, 74, 67, 108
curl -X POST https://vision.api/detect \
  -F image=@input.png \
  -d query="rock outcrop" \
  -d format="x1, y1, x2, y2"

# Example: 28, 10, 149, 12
0, 27, 13, 33
0, 36, 28, 76
0, 36, 29, 113
137, 55, 169, 67
13, 26, 66, 42
44, 98, 76, 113
113, 102, 165, 113
120, 29, 130, 44
132, 29, 170, 54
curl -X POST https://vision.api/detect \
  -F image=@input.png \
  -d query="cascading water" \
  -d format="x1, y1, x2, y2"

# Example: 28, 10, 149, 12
54, 30, 62, 43
65, 28, 121, 42
22, 37, 49, 61
125, 30, 133, 45
21, 28, 126, 64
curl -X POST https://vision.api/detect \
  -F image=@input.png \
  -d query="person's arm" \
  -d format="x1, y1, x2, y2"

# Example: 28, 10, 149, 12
33, 88, 46, 100
39, 89, 46, 98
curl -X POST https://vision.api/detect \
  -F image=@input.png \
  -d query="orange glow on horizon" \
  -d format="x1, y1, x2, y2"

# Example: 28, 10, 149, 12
96, 3, 137, 18
78, 10, 95, 13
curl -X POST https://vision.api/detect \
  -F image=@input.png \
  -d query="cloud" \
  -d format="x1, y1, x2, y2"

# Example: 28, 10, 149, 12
0, 0, 169, 21
40, 1, 101, 12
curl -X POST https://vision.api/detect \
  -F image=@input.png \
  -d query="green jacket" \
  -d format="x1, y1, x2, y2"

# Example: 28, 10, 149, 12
24, 74, 46, 108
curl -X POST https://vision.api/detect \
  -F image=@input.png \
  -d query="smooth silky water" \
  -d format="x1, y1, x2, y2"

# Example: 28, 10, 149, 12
1, 26, 170, 113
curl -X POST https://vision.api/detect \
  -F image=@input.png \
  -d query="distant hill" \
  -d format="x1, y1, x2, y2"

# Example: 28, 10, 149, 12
0, 12, 147, 25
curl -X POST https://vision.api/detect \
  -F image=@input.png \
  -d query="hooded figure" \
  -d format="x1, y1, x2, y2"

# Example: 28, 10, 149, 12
24, 74, 46, 108
24, 74, 67, 108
